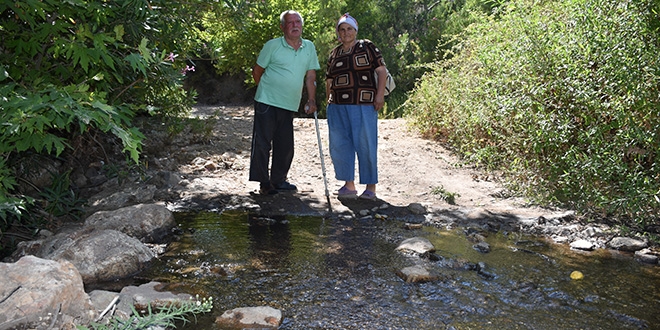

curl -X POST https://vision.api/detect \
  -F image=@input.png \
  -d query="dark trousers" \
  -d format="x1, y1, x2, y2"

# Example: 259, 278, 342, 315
249, 101, 295, 187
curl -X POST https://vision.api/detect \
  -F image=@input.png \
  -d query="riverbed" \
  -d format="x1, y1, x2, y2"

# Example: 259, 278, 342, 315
137, 211, 659, 329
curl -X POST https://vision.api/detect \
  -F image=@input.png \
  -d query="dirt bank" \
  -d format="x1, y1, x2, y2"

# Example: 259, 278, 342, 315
147, 105, 559, 221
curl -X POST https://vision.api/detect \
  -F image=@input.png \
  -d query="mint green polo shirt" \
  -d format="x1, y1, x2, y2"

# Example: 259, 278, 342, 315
255, 37, 320, 112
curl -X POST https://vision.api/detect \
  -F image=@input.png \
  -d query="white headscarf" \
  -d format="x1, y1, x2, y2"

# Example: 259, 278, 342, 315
336, 13, 358, 32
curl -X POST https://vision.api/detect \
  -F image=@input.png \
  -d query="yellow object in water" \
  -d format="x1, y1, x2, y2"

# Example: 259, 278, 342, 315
570, 270, 584, 280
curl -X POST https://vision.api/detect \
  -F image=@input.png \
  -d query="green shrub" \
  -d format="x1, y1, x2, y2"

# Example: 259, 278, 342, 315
0, 0, 204, 251
406, 0, 660, 226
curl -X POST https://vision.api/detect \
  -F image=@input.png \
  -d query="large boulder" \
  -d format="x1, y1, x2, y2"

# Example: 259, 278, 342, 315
85, 184, 157, 214
0, 256, 95, 329
10, 229, 155, 284
84, 203, 175, 242
48, 229, 156, 283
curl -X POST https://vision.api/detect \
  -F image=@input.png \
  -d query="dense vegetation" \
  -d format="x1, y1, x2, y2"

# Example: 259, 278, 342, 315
405, 0, 660, 229
1, 0, 658, 262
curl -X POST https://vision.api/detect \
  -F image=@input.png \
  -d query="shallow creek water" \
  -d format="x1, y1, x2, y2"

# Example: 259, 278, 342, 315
137, 211, 660, 329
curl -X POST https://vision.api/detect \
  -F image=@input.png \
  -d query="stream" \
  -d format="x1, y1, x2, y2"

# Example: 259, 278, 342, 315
137, 211, 660, 329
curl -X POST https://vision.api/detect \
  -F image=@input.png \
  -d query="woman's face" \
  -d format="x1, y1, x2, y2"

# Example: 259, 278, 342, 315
337, 23, 357, 44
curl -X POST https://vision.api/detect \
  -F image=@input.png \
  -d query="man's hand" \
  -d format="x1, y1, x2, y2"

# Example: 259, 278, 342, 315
304, 99, 317, 114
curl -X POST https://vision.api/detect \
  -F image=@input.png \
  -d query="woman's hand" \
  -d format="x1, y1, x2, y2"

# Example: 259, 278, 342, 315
374, 94, 385, 111
374, 66, 388, 111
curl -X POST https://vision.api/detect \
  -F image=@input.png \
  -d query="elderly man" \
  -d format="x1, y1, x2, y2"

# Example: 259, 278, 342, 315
249, 10, 320, 195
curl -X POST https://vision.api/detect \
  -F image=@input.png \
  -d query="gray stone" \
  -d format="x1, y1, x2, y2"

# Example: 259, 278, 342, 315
473, 241, 491, 253
89, 282, 197, 323
634, 248, 659, 264
11, 228, 155, 284
0, 256, 95, 329
396, 237, 436, 255
216, 306, 282, 329
395, 265, 439, 283
607, 237, 648, 252
407, 203, 427, 215
53, 229, 156, 283
86, 184, 157, 214
570, 239, 595, 251
84, 203, 175, 242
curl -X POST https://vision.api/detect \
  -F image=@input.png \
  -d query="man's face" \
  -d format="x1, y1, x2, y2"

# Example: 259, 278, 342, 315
281, 13, 302, 39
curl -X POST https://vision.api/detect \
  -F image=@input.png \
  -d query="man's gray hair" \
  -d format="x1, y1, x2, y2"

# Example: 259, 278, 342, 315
280, 10, 304, 26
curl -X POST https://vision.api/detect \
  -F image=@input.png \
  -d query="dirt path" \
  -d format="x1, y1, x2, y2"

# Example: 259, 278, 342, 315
155, 105, 559, 221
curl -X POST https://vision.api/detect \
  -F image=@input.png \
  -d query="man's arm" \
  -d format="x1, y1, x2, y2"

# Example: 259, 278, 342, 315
252, 65, 265, 85
304, 69, 317, 114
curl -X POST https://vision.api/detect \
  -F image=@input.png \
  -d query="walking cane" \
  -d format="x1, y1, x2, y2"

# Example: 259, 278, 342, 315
313, 110, 332, 213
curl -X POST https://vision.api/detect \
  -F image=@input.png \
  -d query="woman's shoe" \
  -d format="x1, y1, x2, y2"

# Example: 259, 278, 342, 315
337, 186, 358, 199
359, 190, 377, 200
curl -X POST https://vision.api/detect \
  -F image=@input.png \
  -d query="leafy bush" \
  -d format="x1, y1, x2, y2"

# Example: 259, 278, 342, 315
0, 0, 206, 249
405, 0, 660, 226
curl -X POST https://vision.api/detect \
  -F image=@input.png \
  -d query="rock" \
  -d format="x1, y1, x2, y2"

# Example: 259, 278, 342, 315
607, 237, 648, 252
404, 223, 423, 230
407, 203, 427, 215
89, 282, 198, 323
9, 226, 92, 262
126, 282, 195, 315
465, 208, 494, 221
84, 203, 175, 242
570, 239, 595, 251
396, 237, 436, 255
0, 256, 95, 329
203, 160, 218, 171
395, 265, 439, 283
10, 229, 156, 284
473, 241, 491, 253
86, 184, 157, 214
56, 230, 156, 283
146, 171, 182, 189
216, 306, 282, 329
88, 290, 121, 319
634, 248, 659, 264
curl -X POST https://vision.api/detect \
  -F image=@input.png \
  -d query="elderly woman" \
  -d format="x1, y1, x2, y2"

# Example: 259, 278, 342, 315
325, 13, 388, 200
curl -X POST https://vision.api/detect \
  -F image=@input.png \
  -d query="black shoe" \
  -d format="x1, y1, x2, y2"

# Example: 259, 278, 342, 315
272, 181, 297, 191
259, 183, 278, 195
259, 187, 278, 195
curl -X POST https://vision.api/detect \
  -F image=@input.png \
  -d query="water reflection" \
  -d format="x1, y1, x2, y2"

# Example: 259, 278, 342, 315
247, 215, 291, 271
137, 211, 660, 329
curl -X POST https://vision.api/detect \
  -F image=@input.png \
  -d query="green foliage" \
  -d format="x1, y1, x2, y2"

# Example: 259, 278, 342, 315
431, 185, 460, 205
78, 296, 213, 330
0, 83, 144, 162
406, 0, 660, 225
199, 0, 490, 117
199, 0, 344, 105
341, 0, 496, 117
0, 0, 213, 251
39, 171, 86, 219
